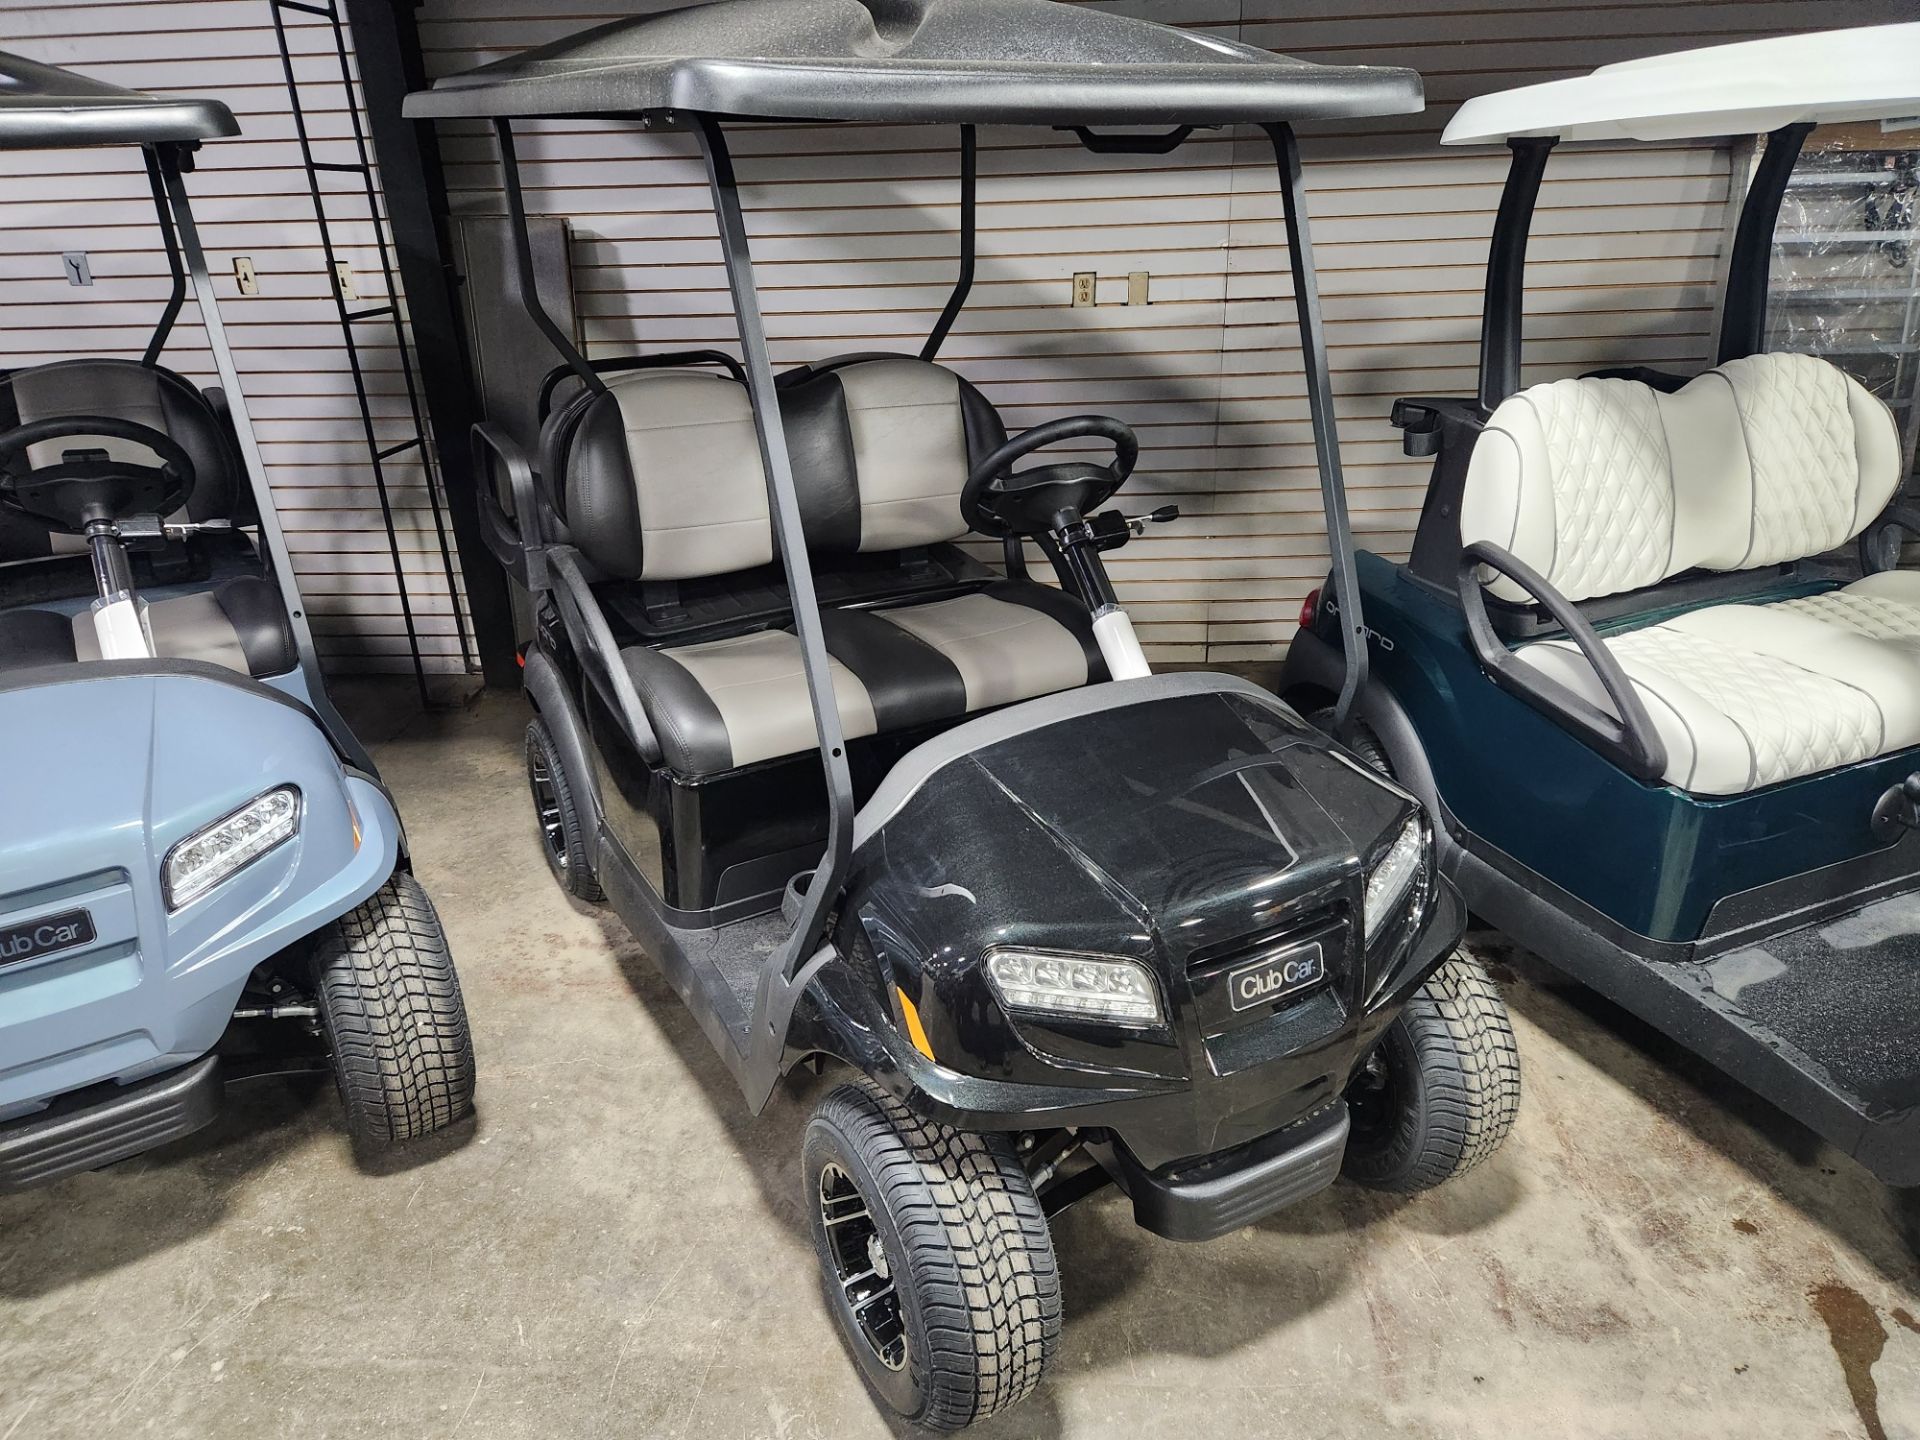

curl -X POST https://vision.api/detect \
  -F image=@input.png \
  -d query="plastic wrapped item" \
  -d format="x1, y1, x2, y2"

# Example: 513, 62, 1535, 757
1767, 136, 1920, 492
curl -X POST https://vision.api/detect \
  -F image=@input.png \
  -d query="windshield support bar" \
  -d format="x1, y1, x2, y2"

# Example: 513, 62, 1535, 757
140, 146, 187, 367
496, 119, 606, 397
156, 144, 367, 764
1264, 122, 1368, 735
921, 125, 977, 362
694, 115, 855, 1014
1717, 121, 1814, 366
1478, 137, 1554, 412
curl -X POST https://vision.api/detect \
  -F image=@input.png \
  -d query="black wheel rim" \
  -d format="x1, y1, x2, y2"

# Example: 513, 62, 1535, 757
1346, 1045, 1402, 1147
818, 1162, 907, 1372
528, 747, 568, 871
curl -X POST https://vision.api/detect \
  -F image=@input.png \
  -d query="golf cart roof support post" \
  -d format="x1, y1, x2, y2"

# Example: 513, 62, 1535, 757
1478, 137, 1555, 413
1264, 121, 1367, 734
694, 114, 855, 994
139, 146, 186, 368
496, 119, 605, 398
155, 145, 326, 692
1716, 121, 1814, 366
920, 125, 976, 363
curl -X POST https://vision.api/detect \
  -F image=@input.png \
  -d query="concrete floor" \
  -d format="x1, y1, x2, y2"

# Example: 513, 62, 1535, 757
3, 687, 1919, 1440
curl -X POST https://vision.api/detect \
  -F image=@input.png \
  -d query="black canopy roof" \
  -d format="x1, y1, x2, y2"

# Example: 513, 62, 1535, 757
0, 51, 237, 150
405, 0, 1422, 126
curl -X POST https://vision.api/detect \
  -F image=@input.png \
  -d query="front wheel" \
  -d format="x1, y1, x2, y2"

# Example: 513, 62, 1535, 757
802, 1080, 1059, 1430
310, 872, 476, 1145
1343, 947, 1520, 1192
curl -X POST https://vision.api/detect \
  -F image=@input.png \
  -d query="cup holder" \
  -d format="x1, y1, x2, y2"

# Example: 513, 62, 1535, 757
781, 868, 816, 926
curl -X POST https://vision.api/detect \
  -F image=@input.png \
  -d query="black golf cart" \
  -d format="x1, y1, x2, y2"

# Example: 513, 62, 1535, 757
1282, 27, 1920, 1205
408, 1, 1519, 1425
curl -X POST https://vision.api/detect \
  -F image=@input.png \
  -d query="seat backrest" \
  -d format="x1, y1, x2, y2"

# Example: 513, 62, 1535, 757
0, 358, 247, 564
1460, 352, 1902, 604
779, 356, 1006, 554
559, 356, 1006, 582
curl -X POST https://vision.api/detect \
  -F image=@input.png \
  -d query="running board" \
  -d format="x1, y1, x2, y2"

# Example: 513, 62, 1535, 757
1460, 849, 1920, 1185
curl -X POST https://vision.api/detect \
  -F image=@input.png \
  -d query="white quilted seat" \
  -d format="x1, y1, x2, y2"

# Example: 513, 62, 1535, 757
1461, 353, 1913, 794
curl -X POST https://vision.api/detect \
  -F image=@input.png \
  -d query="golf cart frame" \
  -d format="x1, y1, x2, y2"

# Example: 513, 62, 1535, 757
1281, 25, 1920, 1184
411, 16, 1395, 1117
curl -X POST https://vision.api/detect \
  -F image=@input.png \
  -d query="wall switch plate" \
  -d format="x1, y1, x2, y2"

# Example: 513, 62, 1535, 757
233, 257, 259, 295
333, 261, 358, 300
62, 252, 92, 286
1072, 271, 1097, 308
1127, 271, 1150, 306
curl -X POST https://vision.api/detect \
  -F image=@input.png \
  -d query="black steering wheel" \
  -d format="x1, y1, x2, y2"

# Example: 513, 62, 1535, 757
961, 414, 1138, 537
0, 415, 195, 534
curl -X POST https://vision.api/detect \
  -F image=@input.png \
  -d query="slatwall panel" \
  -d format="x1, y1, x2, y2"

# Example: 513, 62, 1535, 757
415, 0, 1915, 663
0, 0, 469, 675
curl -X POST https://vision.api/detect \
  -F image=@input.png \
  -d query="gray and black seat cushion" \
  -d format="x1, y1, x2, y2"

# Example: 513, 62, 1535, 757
626, 580, 1106, 777
0, 576, 297, 679
557, 357, 1107, 779
0, 358, 247, 565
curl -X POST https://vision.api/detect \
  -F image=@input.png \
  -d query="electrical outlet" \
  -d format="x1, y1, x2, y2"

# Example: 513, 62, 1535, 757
1072, 271, 1097, 308
233, 257, 259, 295
62, 252, 92, 287
1127, 271, 1150, 306
334, 261, 358, 300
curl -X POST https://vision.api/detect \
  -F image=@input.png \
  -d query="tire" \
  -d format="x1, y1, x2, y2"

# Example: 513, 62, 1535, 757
525, 717, 602, 901
1343, 947, 1520, 1192
1309, 706, 1392, 776
802, 1080, 1060, 1430
311, 872, 477, 1145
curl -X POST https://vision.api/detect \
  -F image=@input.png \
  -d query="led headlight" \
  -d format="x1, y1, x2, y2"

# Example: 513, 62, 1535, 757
164, 785, 302, 910
1362, 816, 1428, 944
984, 948, 1163, 1028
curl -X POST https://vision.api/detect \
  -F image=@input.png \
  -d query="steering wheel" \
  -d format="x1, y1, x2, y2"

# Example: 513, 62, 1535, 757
0, 415, 195, 535
961, 415, 1138, 537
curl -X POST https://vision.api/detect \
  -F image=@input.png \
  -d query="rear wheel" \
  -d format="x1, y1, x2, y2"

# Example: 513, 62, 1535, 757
1309, 706, 1391, 775
310, 872, 476, 1145
526, 717, 602, 901
1343, 948, 1520, 1192
802, 1080, 1059, 1430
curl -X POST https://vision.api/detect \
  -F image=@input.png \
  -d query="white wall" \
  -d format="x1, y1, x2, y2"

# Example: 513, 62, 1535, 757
0, 0, 470, 676
4, 0, 1910, 671
417, 0, 1909, 663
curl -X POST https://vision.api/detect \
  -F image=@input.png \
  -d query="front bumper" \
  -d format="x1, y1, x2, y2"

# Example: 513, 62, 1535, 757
1095, 1099, 1350, 1241
0, 1055, 223, 1192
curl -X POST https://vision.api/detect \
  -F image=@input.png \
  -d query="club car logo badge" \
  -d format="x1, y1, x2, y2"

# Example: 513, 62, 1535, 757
0, 908, 96, 970
1227, 942, 1325, 1012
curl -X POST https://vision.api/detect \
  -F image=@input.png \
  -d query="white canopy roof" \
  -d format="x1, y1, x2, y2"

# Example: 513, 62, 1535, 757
1443, 23, 1920, 145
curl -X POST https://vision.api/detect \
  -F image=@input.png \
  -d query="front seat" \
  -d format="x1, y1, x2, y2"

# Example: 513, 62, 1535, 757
551, 356, 1105, 779
0, 577, 297, 679
0, 357, 291, 679
0, 358, 248, 568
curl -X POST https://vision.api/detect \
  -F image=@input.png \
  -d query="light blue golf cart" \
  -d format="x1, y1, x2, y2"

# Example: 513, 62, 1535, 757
0, 55, 475, 1188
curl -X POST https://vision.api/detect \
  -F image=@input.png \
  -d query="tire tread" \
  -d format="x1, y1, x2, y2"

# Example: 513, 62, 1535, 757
311, 872, 476, 1144
809, 1080, 1059, 1430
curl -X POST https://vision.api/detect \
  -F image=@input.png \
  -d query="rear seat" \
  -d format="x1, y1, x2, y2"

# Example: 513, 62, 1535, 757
1461, 352, 1914, 794
555, 356, 1104, 778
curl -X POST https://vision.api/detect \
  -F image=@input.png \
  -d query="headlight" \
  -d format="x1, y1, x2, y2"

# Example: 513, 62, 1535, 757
984, 947, 1163, 1028
164, 785, 302, 910
1362, 816, 1427, 944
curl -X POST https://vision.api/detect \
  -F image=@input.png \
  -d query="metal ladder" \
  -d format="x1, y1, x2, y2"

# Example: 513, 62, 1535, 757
269, 0, 473, 705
